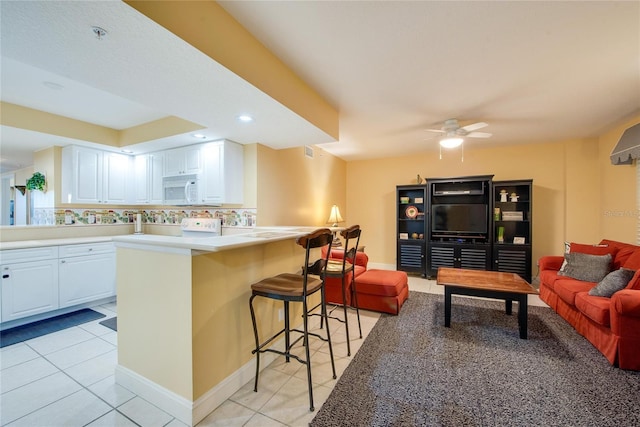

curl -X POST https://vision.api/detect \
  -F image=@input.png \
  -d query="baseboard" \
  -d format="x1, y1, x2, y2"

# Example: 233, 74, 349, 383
115, 338, 285, 426
367, 262, 395, 271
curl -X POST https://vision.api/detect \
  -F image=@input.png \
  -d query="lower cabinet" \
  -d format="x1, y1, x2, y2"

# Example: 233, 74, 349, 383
1, 257, 59, 323
493, 245, 532, 282
397, 240, 425, 275
1, 242, 115, 324
59, 243, 115, 308
427, 243, 491, 278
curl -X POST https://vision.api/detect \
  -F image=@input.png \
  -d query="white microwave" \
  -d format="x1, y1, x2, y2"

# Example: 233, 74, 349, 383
163, 175, 199, 205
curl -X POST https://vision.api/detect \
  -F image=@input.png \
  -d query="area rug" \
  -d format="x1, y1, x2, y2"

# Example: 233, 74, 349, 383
99, 317, 117, 332
0, 309, 105, 348
311, 292, 640, 426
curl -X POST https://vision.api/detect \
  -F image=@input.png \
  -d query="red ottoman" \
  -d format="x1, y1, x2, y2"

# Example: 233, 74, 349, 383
354, 270, 409, 315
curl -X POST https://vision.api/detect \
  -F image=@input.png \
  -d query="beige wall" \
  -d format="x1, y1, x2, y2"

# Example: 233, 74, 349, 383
343, 112, 640, 271
256, 144, 347, 227
599, 112, 640, 241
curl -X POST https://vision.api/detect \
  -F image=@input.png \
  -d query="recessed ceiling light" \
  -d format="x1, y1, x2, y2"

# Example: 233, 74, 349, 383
237, 114, 254, 123
43, 81, 64, 90
192, 133, 207, 139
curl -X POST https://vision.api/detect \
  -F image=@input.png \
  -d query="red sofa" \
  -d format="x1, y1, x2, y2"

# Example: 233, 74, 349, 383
539, 239, 640, 370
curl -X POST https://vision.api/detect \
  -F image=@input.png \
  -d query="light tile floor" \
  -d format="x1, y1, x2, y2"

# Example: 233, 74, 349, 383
0, 276, 547, 426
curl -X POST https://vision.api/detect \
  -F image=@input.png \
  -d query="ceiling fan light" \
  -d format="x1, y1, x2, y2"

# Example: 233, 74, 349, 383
439, 137, 463, 148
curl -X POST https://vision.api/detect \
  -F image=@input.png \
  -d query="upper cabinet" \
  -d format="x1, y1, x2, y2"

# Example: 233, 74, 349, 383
61, 140, 243, 206
163, 145, 202, 177
62, 146, 132, 204
200, 140, 244, 205
134, 152, 164, 205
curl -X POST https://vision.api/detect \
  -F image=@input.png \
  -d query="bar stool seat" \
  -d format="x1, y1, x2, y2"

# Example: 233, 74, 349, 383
249, 228, 336, 412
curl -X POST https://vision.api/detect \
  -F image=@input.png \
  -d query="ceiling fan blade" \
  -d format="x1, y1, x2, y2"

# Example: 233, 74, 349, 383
461, 122, 488, 132
425, 128, 445, 133
467, 131, 492, 138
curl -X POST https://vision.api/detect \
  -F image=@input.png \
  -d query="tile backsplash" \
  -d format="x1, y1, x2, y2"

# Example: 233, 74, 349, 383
32, 208, 257, 228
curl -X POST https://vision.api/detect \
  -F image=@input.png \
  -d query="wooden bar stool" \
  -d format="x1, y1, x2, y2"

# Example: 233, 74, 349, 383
248, 228, 336, 412
322, 224, 363, 356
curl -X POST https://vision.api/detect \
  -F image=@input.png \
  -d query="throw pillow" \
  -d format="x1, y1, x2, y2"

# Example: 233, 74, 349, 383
559, 242, 611, 272
558, 252, 612, 283
589, 268, 636, 297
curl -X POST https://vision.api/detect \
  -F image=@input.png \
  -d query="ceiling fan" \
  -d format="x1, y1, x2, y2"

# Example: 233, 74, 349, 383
426, 119, 492, 148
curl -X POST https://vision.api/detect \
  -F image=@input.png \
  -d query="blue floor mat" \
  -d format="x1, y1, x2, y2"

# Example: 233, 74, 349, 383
0, 309, 106, 348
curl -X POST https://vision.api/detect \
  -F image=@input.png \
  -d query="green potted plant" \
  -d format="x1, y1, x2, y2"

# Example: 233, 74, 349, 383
26, 172, 46, 192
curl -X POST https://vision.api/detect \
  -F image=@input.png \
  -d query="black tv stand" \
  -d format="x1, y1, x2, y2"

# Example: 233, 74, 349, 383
426, 175, 493, 278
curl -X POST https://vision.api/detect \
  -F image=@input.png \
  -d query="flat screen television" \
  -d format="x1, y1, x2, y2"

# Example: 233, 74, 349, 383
432, 204, 488, 235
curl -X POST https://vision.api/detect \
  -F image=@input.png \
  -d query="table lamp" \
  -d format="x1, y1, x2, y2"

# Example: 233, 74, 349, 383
327, 205, 344, 247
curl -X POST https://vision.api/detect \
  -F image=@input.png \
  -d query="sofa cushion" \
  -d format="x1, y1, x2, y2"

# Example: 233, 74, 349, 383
589, 268, 636, 297
575, 292, 611, 327
540, 270, 563, 291
600, 239, 640, 269
558, 252, 612, 283
570, 242, 617, 257
624, 269, 640, 291
555, 279, 596, 306
622, 250, 640, 271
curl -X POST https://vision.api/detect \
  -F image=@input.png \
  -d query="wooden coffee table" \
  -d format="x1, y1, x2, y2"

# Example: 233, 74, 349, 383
436, 268, 539, 339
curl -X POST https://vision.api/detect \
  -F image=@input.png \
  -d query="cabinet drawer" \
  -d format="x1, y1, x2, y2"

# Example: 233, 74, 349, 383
59, 242, 114, 258
0, 246, 59, 264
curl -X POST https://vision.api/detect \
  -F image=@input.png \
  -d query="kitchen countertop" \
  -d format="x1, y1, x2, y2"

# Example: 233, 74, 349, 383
0, 236, 115, 251
0, 226, 339, 253
112, 226, 323, 253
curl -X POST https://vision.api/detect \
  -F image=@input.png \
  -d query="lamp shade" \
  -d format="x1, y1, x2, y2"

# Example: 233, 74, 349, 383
327, 205, 344, 227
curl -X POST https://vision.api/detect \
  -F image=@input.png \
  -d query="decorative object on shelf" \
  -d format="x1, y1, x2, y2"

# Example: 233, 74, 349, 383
400, 197, 410, 204
399, 233, 409, 240
405, 205, 419, 219
419, 233, 424, 239
502, 211, 524, 221
416, 174, 423, 184
513, 237, 525, 244
497, 226, 505, 243
494, 207, 501, 221
415, 197, 424, 203
500, 189, 508, 202
26, 172, 46, 192
510, 192, 519, 202
411, 232, 419, 239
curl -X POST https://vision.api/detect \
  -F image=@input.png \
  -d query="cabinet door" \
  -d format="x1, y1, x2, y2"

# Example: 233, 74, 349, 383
59, 253, 115, 308
1, 260, 59, 322
62, 146, 103, 204
133, 154, 149, 204
201, 142, 223, 204
149, 152, 164, 204
183, 146, 202, 175
163, 148, 184, 176
103, 152, 131, 204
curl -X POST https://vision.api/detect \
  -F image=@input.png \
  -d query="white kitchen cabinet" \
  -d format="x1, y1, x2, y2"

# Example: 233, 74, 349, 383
149, 152, 164, 204
62, 145, 132, 204
164, 145, 202, 176
58, 242, 115, 308
133, 152, 163, 204
200, 140, 244, 204
134, 154, 150, 204
1, 247, 59, 322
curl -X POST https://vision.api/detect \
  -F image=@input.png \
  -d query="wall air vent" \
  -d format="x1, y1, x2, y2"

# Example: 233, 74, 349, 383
305, 145, 314, 158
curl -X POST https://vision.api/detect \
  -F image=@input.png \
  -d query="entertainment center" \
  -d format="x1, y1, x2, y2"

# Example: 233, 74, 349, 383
396, 175, 533, 281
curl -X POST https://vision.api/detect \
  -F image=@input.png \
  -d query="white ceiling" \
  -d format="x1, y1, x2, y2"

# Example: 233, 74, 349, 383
1, 1, 639, 174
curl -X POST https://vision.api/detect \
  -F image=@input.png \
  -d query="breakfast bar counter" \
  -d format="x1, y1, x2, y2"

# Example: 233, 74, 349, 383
111, 227, 322, 426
